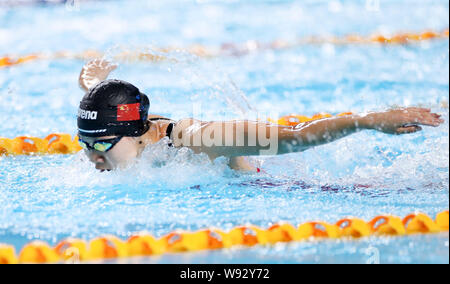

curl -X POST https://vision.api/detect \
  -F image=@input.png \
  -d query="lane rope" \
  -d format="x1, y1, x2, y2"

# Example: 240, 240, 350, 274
1, 28, 448, 68
0, 211, 447, 264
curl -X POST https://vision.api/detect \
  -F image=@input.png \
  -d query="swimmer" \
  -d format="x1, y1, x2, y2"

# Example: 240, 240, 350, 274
77, 59, 444, 172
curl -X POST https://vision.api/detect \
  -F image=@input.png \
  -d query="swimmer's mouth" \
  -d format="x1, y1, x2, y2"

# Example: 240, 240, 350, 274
96, 164, 112, 171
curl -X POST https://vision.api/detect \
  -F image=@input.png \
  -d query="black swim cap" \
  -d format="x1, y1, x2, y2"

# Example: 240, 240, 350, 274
77, 79, 150, 137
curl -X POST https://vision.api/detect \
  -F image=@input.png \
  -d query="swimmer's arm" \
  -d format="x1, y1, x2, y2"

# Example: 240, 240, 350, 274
172, 119, 286, 157
275, 114, 365, 154
173, 118, 331, 157
78, 59, 117, 91
276, 107, 444, 154
175, 117, 355, 157
173, 108, 443, 157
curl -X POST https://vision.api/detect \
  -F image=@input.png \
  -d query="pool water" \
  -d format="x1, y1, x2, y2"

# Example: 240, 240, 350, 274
0, 0, 449, 264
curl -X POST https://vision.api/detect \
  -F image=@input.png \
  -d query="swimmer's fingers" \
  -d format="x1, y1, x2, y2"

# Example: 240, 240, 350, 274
95, 58, 118, 72
395, 125, 422, 135
79, 59, 118, 91
85, 58, 118, 75
411, 111, 444, 127
427, 113, 445, 126
395, 107, 444, 127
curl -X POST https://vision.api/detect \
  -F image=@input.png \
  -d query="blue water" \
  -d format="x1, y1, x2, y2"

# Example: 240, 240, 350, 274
0, 0, 449, 264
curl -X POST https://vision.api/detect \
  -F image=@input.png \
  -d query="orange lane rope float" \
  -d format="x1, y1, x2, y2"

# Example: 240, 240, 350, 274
0, 112, 349, 156
0, 134, 82, 156
1, 28, 448, 68
0, 211, 447, 264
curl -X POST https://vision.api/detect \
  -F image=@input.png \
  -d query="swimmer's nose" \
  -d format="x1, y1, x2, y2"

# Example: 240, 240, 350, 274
90, 153, 105, 163
95, 156, 105, 163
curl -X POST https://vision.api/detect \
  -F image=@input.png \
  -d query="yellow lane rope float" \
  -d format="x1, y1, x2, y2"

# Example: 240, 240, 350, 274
0, 211, 447, 264
0, 112, 350, 156
1, 28, 448, 68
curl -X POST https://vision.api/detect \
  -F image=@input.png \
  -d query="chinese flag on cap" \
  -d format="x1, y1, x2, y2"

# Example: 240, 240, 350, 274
117, 103, 140, 121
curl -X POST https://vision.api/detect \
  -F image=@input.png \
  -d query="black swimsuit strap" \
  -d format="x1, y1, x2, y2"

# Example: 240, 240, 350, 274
148, 117, 173, 121
147, 118, 175, 147
165, 122, 174, 138
165, 123, 175, 147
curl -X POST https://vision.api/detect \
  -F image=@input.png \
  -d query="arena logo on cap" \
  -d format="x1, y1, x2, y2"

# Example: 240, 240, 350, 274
117, 103, 140, 121
78, 109, 98, 120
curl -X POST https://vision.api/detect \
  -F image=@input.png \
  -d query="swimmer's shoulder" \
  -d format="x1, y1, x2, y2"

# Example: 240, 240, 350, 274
148, 115, 207, 131
170, 118, 204, 142
147, 116, 200, 139
173, 118, 202, 127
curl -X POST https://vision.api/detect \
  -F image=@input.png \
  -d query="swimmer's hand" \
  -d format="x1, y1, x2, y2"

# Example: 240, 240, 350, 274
79, 59, 118, 91
360, 107, 444, 135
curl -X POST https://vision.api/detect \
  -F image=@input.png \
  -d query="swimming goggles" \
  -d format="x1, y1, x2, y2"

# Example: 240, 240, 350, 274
78, 136, 123, 153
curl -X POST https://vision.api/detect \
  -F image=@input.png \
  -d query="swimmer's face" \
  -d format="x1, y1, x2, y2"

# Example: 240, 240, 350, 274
79, 135, 139, 171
